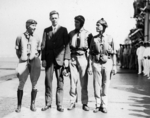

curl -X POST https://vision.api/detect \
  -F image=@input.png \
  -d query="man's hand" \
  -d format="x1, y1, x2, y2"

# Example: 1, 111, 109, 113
87, 66, 93, 75
62, 67, 70, 77
64, 59, 69, 68
112, 65, 117, 75
42, 60, 46, 68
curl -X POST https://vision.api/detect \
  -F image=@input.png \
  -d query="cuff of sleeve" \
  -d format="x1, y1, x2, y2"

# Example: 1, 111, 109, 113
37, 47, 41, 50
64, 58, 70, 60
15, 46, 19, 49
64, 55, 71, 60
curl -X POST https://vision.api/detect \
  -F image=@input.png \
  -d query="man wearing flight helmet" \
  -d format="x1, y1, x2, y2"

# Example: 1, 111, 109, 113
88, 18, 117, 113
67, 15, 93, 111
15, 19, 41, 112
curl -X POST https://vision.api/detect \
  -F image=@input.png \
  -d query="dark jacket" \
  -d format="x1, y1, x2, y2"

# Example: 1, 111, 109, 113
41, 25, 70, 67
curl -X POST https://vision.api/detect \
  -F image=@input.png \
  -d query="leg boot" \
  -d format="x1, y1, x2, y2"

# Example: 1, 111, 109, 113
15, 89, 23, 113
30, 89, 37, 112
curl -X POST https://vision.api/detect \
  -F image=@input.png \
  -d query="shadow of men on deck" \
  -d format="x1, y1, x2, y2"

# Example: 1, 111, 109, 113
112, 74, 150, 118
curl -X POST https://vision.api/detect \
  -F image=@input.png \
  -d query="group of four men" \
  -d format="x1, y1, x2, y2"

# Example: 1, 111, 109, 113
15, 10, 117, 114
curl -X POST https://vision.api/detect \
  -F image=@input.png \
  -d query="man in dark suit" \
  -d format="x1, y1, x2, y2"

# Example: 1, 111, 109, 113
41, 10, 70, 112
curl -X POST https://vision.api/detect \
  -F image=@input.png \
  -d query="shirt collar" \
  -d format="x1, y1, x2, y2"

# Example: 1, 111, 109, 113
75, 27, 84, 33
79, 27, 84, 32
24, 31, 33, 36
97, 33, 104, 39
24, 31, 34, 40
52, 25, 59, 30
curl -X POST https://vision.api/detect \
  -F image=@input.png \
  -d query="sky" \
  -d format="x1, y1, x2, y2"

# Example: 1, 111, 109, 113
0, 0, 136, 57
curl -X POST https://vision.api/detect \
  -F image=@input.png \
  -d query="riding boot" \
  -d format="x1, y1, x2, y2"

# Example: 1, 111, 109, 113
15, 89, 23, 113
30, 89, 37, 111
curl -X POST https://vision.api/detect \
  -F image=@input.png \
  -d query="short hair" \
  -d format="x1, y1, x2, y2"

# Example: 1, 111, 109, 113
50, 10, 59, 17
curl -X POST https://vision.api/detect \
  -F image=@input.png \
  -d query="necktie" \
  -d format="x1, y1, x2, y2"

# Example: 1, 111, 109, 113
53, 27, 56, 34
76, 32, 80, 48
99, 37, 103, 53
27, 35, 31, 55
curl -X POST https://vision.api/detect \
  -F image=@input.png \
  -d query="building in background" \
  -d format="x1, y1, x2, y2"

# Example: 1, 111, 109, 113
128, 0, 150, 45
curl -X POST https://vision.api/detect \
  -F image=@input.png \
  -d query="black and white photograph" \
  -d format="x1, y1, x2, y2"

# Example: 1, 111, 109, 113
0, 0, 150, 118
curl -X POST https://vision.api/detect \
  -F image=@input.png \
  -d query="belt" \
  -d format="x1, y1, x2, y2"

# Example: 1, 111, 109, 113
20, 60, 28, 63
71, 52, 85, 56
94, 58, 111, 63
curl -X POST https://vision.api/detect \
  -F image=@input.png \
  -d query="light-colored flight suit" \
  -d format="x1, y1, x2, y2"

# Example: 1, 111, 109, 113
15, 32, 41, 90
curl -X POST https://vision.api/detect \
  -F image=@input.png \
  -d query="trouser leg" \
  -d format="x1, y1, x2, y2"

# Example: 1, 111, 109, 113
101, 59, 112, 108
120, 55, 123, 67
141, 59, 144, 73
148, 60, 150, 77
129, 55, 133, 69
29, 57, 41, 111
18, 63, 29, 90
146, 59, 148, 75
125, 55, 128, 68
16, 62, 29, 112
126, 55, 129, 68
77, 55, 88, 105
55, 65, 64, 107
122, 55, 125, 67
69, 59, 79, 104
30, 57, 41, 89
92, 62, 102, 107
143, 59, 145, 74
45, 64, 54, 106
138, 59, 142, 74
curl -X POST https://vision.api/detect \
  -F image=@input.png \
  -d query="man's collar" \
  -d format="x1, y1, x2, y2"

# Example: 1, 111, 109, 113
24, 31, 33, 36
102, 32, 106, 37
79, 27, 84, 32
75, 27, 84, 33
52, 25, 59, 30
97, 33, 104, 38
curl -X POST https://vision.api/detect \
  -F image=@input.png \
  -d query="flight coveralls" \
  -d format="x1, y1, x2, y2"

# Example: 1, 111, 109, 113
15, 32, 41, 90
69, 28, 93, 105
90, 34, 115, 108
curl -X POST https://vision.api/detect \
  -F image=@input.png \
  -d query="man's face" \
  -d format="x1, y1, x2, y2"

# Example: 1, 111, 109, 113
50, 14, 59, 26
75, 20, 81, 30
96, 23, 103, 32
27, 24, 36, 34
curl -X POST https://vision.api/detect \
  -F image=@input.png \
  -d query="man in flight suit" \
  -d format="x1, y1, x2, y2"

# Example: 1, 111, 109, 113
67, 15, 93, 111
15, 19, 41, 112
88, 18, 117, 113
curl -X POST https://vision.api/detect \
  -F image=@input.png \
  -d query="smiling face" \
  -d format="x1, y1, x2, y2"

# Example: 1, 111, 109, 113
96, 23, 103, 33
27, 24, 36, 34
50, 14, 59, 26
